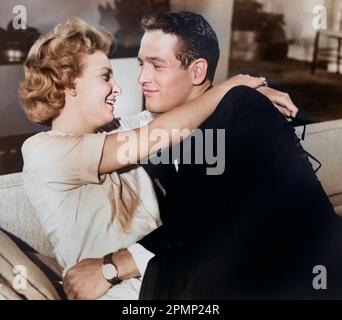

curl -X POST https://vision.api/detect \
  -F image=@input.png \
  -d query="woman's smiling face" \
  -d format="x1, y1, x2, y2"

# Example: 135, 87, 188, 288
74, 50, 122, 130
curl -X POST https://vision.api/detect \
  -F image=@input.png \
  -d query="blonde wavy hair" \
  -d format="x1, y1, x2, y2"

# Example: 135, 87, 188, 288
19, 17, 113, 126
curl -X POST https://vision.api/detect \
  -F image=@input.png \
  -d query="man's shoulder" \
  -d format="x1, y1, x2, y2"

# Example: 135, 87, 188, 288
119, 110, 155, 130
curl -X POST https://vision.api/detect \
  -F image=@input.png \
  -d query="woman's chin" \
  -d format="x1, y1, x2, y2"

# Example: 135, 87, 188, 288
105, 111, 115, 122
107, 114, 119, 125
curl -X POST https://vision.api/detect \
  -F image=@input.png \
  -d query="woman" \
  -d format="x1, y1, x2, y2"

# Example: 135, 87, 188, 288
19, 17, 264, 299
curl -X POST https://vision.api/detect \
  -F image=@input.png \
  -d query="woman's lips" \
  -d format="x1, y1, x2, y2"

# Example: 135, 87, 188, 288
105, 97, 116, 112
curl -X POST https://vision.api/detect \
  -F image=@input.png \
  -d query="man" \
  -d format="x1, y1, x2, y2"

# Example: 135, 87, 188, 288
64, 12, 342, 299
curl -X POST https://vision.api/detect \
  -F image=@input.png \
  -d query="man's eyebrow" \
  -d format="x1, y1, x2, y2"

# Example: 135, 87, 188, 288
138, 56, 168, 64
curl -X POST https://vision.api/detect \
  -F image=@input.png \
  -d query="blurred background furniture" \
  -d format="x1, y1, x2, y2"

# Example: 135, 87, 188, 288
311, 29, 342, 74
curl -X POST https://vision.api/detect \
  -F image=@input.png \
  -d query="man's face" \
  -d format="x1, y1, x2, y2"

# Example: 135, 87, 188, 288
138, 30, 194, 114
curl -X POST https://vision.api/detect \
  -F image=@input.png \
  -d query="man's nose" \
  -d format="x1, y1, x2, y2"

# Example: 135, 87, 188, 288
138, 66, 151, 85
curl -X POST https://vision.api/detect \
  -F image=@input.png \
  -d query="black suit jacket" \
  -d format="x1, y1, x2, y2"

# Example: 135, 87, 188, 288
138, 85, 339, 262
138, 86, 342, 299
137, 90, 246, 255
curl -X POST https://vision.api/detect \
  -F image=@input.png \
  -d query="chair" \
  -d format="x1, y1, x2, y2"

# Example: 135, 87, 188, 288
311, 29, 342, 74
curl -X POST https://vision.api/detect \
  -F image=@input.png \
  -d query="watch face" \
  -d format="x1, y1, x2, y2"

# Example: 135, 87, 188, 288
102, 264, 118, 280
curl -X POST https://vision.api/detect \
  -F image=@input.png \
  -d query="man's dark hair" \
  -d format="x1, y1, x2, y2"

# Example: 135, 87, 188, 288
141, 11, 220, 82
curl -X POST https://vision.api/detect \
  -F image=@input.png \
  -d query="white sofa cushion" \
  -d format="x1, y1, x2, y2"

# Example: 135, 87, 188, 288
0, 172, 53, 257
296, 119, 342, 216
330, 194, 342, 216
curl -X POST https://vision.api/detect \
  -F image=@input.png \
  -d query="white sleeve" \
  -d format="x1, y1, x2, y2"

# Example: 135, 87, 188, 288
127, 243, 155, 277
23, 133, 106, 191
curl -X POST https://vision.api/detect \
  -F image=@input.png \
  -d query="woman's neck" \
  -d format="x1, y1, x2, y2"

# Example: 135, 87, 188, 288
52, 102, 96, 135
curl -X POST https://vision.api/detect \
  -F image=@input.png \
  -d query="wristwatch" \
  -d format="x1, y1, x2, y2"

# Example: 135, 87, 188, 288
101, 253, 122, 286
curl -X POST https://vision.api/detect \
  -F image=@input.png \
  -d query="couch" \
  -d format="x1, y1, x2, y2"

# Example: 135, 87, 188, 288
0, 119, 342, 299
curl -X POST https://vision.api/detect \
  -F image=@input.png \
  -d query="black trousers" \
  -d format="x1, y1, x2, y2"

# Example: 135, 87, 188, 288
140, 86, 342, 299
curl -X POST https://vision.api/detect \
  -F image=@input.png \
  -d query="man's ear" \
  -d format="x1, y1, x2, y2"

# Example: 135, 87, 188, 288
190, 59, 208, 85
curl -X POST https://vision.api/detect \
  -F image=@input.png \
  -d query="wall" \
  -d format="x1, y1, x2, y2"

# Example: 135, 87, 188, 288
0, 0, 112, 33
110, 58, 143, 119
0, 0, 233, 137
258, 0, 325, 40
257, 0, 342, 62
326, 0, 342, 30
170, 0, 234, 83
0, 0, 116, 137
0, 65, 44, 136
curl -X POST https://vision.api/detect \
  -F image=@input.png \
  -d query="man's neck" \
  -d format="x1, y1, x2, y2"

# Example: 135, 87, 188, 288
186, 81, 212, 102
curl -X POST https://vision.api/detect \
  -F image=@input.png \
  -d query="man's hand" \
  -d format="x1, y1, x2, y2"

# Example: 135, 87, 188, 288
257, 86, 299, 118
63, 258, 111, 300
63, 249, 140, 300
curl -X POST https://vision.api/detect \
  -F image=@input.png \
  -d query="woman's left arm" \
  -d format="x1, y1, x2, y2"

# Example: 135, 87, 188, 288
257, 86, 299, 118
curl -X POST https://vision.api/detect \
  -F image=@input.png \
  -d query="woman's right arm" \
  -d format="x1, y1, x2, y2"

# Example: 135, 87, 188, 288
99, 75, 265, 174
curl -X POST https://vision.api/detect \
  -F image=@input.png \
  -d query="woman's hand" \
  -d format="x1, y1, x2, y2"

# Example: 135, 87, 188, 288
222, 75, 299, 118
222, 74, 266, 92
257, 86, 299, 118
